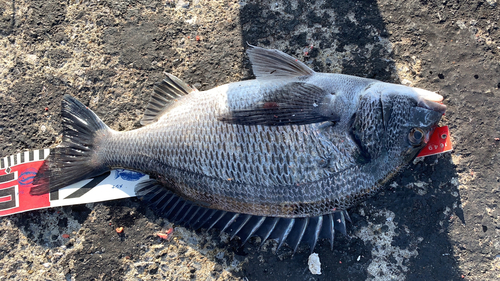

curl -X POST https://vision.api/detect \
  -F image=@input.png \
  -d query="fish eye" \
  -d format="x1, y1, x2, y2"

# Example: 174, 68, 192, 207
408, 128, 425, 146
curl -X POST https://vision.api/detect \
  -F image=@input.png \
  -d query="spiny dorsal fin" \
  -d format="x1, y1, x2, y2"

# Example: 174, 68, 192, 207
219, 82, 339, 126
141, 73, 197, 125
246, 44, 315, 80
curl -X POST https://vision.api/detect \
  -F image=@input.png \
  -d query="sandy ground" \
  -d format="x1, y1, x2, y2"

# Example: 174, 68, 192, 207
1, 0, 499, 280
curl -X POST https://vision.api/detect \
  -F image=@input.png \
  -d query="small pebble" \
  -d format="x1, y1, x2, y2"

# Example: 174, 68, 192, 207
176, 0, 189, 9
43, 263, 52, 268
308, 253, 321, 275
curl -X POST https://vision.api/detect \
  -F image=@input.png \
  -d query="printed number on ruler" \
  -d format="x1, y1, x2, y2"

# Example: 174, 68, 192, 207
0, 149, 50, 215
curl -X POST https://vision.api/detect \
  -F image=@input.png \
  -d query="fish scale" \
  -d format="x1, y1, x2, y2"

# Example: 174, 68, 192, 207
32, 45, 445, 253
131, 114, 330, 188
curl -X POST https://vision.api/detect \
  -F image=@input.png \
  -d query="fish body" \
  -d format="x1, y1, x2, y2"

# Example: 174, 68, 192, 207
32, 46, 445, 252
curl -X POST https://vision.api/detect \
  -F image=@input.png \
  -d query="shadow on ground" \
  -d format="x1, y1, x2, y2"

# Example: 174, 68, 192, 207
235, 1, 462, 280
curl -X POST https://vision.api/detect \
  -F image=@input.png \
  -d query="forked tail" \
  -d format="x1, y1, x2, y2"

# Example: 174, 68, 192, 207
31, 95, 112, 195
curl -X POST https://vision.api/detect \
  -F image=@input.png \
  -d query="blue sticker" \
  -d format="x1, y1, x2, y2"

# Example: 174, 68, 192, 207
114, 169, 146, 181
19, 168, 38, 186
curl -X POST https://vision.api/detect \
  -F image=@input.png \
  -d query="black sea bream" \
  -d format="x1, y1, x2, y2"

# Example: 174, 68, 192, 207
32, 46, 446, 253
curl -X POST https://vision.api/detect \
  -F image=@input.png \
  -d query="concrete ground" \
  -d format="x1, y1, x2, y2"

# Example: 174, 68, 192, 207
1, 0, 499, 280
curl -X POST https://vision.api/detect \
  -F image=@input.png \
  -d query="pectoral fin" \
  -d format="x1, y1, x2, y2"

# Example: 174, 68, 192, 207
219, 82, 339, 126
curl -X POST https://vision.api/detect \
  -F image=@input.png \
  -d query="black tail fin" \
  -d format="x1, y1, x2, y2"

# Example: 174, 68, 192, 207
31, 95, 112, 195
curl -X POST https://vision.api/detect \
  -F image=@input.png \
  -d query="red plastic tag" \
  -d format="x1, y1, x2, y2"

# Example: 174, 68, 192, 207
416, 126, 453, 157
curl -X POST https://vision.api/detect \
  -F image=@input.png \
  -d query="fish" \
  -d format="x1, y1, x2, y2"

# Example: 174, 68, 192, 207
32, 45, 446, 253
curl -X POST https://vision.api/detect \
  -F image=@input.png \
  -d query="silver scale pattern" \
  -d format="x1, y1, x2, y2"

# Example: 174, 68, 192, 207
99, 81, 388, 217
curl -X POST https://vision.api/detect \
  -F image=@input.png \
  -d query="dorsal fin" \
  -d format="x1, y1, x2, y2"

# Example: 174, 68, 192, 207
141, 73, 197, 125
246, 44, 315, 80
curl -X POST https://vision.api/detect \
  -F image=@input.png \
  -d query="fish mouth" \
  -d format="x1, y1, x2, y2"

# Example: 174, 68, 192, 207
423, 126, 435, 144
417, 99, 447, 115
412, 88, 447, 115
412, 88, 443, 102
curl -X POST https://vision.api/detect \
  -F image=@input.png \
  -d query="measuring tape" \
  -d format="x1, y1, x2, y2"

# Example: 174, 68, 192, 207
0, 148, 148, 217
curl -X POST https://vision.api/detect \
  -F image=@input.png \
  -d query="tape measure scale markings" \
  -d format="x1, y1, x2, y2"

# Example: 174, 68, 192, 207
0, 148, 146, 217
0, 149, 50, 216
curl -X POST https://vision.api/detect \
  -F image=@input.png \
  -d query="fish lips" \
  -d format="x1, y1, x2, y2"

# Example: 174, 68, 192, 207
417, 99, 447, 115
410, 87, 447, 128
420, 101, 445, 146
377, 84, 447, 128
374, 83, 447, 116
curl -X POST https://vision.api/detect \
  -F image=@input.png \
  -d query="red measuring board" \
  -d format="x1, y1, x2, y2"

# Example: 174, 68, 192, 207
417, 126, 453, 157
0, 149, 146, 217
0, 150, 50, 216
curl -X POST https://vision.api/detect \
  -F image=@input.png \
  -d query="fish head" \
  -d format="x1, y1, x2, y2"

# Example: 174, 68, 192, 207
352, 83, 446, 165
